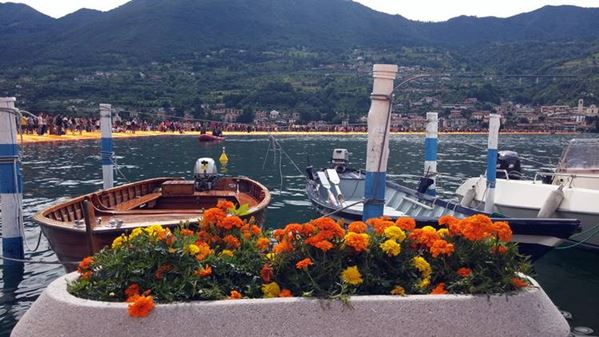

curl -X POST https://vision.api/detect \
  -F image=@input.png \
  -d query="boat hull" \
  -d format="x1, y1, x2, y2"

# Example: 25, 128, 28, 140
456, 177, 599, 248
306, 170, 581, 261
198, 134, 224, 142
35, 177, 270, 271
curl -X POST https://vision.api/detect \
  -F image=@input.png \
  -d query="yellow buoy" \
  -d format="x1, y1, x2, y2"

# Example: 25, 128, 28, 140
219, 146, 229, 164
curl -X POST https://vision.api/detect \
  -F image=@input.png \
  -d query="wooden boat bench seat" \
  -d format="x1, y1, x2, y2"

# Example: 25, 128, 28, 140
113, 192, 162, 211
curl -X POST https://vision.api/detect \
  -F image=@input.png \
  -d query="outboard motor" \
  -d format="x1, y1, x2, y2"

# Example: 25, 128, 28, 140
194, 158, 219, 191
331, 149, 350, 173
496, 150, 522, 180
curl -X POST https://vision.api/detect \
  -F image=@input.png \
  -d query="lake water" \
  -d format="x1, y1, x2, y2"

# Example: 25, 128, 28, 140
1, 133, 598, 335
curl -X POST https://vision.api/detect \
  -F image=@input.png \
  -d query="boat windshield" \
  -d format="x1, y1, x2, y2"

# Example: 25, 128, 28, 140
558, 139, 599, 171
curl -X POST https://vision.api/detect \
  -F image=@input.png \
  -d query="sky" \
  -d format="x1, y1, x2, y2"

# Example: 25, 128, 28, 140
2, 0, 599, 21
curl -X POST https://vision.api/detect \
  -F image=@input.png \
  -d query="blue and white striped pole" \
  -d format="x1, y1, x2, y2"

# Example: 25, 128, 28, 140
484, 114, 501, 213
424, 112, 438, 196
363, 64, 398, 221
100, 104, 113, 189
0, 97, 24, 264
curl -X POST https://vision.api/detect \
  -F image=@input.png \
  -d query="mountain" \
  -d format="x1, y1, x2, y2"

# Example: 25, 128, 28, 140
0, 0, 598, 64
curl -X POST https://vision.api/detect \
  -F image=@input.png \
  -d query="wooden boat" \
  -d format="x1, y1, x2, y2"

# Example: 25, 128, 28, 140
305, 159, 581, 261
198, 134, 225, 142
34, 169, 270, 271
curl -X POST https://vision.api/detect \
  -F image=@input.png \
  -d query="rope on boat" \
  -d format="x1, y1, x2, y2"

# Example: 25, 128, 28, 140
556, 224, 599, 250
0, 254, 77, 265
319, 198, 368, 218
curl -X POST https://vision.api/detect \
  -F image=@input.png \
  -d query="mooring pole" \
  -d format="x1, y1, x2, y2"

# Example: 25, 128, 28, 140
0, 97, 24, 264
100, 104, 113, 189
424, 112, 438, 196
363, 64, 398, 221
484, 114, 500, 213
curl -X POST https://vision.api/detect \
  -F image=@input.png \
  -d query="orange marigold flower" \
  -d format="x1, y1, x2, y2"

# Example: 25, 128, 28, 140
489, 221, 512, 242
311, 217, 345, 238
367, 218, 394, 235
284, 223, 303, 236
260, 264, 273, 283
195, 265, 213, 278
301, 223, 317, 236
430, 239, 454, 257
409, 226, 440, 248
272, 229, 285, 241
492, 245, 507, 254
124, 283, 140, 298
194, 242, 213, 261
457, 267, 472, 278
273, 239, 293, 254
79, 271, 92, 280
154, 263, 174, 280
431, 283, 448, 295
279, 289, 293, 297
251, 225, 262, 236
228, 290, 242, 299
511, 277, 529, 288
395, 217, 416, 231
438, 215, 460, 227
256, 237, 270, 251
459, 214, 492, 241
348, 221, 368, 233
78, 256, 94, 271
203, 208, 226, 225
128, 295, 155, 318
312, 239, 333, 252
223, 234, 241, 249
344, 232, 370, 253
218, 216, 244, 230
295, 258, 313, 270
216, 199, 235, 211
180, 228, 194, 236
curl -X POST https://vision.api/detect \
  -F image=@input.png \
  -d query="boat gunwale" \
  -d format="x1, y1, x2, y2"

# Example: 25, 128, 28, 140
34, 176, 271, 231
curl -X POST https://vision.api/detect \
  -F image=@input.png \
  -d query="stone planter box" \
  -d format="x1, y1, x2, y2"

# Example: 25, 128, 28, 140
12, 273, 569, 337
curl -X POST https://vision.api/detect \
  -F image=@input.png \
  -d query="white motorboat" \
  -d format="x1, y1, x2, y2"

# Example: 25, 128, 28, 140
456, 139, 599, 248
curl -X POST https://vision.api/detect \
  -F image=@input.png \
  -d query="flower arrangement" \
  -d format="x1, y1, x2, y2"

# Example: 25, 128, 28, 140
68, 202, 532, 318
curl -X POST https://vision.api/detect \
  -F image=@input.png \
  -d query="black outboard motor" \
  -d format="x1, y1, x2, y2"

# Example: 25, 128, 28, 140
496, 150, 522, 180
194, 158, 219, 191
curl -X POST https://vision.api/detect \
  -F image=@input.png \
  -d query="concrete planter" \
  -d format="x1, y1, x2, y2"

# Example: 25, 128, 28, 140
13, 273, 569, 337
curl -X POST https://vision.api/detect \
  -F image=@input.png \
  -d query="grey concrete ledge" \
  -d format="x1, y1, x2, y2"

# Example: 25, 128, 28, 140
12, 272, 569, 337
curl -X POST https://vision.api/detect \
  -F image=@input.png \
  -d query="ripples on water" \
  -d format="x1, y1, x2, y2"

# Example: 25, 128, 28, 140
1, 134, 599, 335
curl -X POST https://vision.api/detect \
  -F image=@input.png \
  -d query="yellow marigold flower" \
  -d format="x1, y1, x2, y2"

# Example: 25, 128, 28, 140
390, 285, 406, 296
266, 253, 276, 261
384, 226, 406, 242
437, 228, 450, 238
129, 228, 143, 240
184, 244, 200, 255
417, 277, 431, 289
412, 256, 432, 278
380, 239, 401, 256
144, 224, 165, 237
111, 235, 126, 250
261, 282, 281, 298
422, 226, 436, 233
340, 266, 363, 286
220, 249, 234, 257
